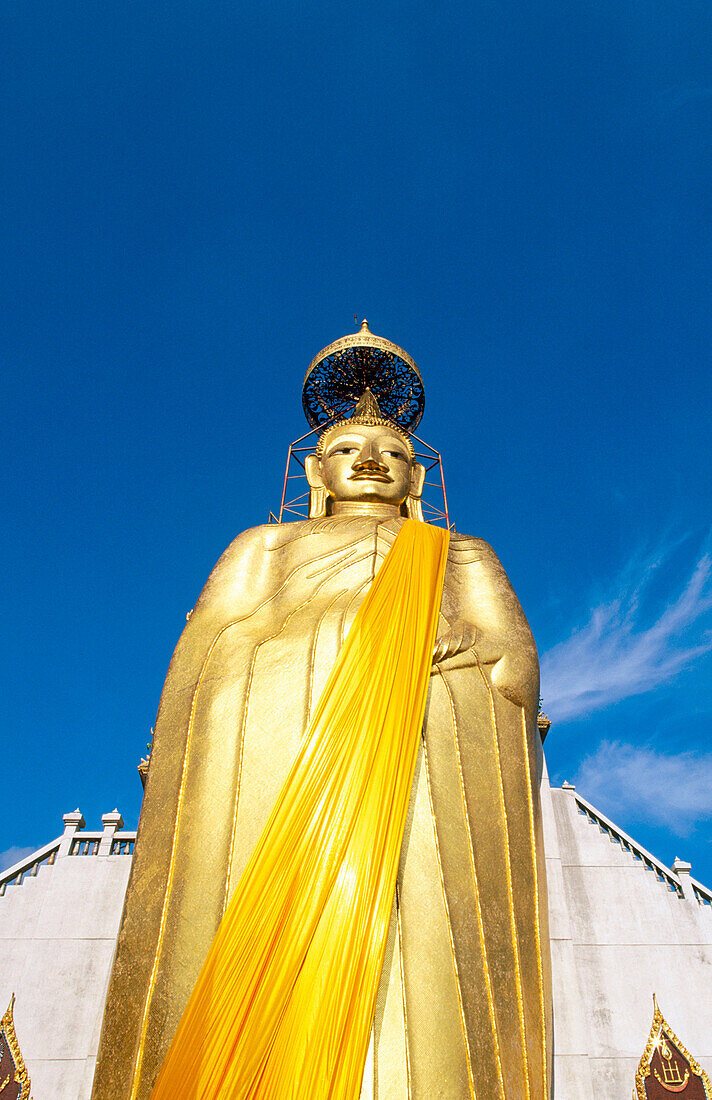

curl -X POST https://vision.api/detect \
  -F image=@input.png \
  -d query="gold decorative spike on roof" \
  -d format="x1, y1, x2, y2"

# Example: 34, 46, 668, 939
138, 756, 150, 788
635, 995, 712, 1099
537, 713, 551, 741
0, 996, 32, 1100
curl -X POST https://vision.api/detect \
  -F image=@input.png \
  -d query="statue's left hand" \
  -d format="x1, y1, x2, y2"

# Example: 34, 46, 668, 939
433, 619, 477, 664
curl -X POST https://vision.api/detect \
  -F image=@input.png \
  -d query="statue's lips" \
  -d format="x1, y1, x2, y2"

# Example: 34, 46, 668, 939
348, 472, 393, 483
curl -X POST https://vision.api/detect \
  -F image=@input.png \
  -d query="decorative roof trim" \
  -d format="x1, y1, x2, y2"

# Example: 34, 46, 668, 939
0, 995, 32, 1100
634, 995, 712, 1099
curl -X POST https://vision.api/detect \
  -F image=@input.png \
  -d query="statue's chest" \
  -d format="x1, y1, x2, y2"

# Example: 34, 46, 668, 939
266, 523, 398, 633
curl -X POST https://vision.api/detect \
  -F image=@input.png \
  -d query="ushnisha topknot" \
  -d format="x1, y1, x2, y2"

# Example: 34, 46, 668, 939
315, 388, 416, 460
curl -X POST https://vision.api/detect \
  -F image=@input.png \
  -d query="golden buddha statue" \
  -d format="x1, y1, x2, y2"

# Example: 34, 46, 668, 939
92, 327, 552, 1100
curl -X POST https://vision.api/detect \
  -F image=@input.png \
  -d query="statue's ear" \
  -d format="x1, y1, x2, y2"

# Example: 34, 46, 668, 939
410, 462, 426, 499
304, 454, 324, 489
305, 454, 327, 518
405, 462, 426, 522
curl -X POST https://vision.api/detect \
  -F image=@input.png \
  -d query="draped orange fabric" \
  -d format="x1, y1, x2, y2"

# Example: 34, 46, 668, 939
151, 518, 449, 1100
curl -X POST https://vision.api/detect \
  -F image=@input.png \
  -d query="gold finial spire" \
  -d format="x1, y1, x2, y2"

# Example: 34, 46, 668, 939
360, 319, 370, 332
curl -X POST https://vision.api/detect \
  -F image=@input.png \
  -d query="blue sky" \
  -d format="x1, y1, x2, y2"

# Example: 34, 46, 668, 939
2, 0, 711, 883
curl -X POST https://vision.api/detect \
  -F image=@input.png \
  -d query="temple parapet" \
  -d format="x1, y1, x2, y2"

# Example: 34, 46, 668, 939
0, 810, 135, 895
0, 810, 135, 1099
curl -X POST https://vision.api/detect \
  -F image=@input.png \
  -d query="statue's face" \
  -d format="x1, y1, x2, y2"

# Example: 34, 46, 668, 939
316, 424, 414, 505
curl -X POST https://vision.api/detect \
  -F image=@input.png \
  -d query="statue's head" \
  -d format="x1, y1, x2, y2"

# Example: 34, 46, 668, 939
304, 390, 426, 518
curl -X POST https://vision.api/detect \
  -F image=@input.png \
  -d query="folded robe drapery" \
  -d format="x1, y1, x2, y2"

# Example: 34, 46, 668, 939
150, 518, 450, 1100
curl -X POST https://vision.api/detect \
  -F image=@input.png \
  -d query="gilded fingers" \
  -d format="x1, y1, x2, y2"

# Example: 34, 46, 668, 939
433, 619, 478, 664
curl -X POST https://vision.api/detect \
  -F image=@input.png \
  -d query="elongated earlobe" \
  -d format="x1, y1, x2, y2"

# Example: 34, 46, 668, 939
309, 487, 327, 518
305, 454, 328, 518
405, 462, 426, 521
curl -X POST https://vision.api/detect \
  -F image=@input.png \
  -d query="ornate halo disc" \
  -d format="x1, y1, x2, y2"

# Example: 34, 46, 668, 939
302, 321, 425, 431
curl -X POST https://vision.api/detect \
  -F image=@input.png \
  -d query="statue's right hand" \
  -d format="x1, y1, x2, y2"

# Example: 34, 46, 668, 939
433, 619, 477, 664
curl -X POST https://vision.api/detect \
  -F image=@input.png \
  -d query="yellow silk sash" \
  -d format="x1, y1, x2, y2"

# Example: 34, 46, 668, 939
151, 518, 449, 1099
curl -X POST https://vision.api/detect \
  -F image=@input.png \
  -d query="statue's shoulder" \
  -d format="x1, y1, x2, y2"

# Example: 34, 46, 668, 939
196, 522, 313, 611
210, 523, 270, 564
214, 519, 335, 568
222, 516, 394, 555
447, 531, 498, 561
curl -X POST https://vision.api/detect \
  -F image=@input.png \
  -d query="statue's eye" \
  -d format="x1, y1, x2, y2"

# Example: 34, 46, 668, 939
329, 446, 357, 456
383, 450, 405, 461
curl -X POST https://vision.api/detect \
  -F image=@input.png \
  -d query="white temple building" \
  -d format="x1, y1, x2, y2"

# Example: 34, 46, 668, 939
540, 765, 712, 1097
0, 811, 134, 1098
1, 769, 710, 1099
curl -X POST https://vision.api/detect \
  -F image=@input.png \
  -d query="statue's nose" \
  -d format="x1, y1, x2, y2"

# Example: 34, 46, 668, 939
353, 442, 388, 472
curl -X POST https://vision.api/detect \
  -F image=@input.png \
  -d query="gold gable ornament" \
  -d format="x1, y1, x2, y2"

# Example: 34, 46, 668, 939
0, 996, 32, 1100
635, 995, 712, 1099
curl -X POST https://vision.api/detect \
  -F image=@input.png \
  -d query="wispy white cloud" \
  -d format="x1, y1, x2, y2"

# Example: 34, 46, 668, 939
574, 740, 712, 837
0, 845, 37, 873
540, 545, 712, 722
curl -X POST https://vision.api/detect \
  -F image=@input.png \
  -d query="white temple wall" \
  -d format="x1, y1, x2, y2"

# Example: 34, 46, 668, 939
0, 813, 133, 1100
540, 766, 595, 1099
542, 769, 712, 1098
